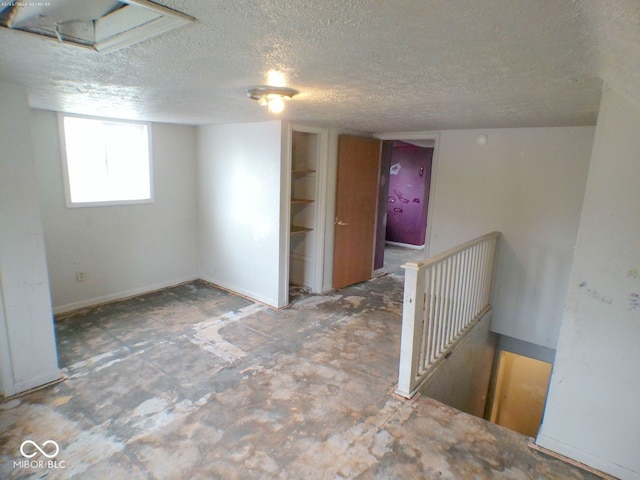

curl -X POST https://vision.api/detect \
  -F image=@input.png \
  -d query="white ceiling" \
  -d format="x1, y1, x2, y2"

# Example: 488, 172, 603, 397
1, 0, 638, 133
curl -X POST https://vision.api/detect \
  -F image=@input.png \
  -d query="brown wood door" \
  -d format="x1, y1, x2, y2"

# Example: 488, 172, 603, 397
332, 135, 381, 289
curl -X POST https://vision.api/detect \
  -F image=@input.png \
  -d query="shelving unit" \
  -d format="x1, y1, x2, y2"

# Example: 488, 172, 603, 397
289, 130, 319, 289
283, 124, 328, 301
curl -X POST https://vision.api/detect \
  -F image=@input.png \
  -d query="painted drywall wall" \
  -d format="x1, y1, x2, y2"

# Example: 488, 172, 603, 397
537, 86, 640, 480
30, 110, 199, 313
0, 84, 60, 396
0, 290, 10, 395
428, 127, 594, 349
198, 121, 285, 307
421, 310, 496, 418
490, 352, 552, 438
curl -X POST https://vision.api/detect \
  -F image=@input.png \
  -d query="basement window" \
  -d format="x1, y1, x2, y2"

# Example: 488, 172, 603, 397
59, 114, 153, 207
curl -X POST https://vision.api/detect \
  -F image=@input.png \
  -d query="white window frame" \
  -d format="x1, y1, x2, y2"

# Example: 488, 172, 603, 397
57, 113, 154, 208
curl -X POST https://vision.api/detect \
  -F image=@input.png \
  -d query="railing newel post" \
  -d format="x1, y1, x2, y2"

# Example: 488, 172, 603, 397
395, 262, 425, 398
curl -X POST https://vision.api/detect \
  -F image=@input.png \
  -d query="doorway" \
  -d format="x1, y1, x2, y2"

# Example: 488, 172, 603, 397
385, 141, 433, 247
489, 351, 553, 437
373, 135, 438, 273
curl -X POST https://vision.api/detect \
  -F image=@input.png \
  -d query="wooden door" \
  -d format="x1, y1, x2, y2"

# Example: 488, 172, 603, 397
332, 135, 381, 289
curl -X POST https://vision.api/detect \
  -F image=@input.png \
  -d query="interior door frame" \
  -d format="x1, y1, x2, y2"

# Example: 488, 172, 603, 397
374, 132, 440, 259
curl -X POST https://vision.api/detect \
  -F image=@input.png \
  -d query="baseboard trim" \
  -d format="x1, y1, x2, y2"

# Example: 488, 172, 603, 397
198, 274, 279, 309
53, 275, 284, 320
53, 276, 199, 316
6, 372, 65, 399
534, 435, 634, 480
385, 240, 425, 250
12, 370, 63, 396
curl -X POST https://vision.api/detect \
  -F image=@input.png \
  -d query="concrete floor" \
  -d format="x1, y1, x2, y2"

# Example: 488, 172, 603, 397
0, 246, 601, 479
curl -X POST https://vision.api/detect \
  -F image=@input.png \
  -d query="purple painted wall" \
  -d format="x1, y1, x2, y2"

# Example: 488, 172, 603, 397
386, 142, 433, 246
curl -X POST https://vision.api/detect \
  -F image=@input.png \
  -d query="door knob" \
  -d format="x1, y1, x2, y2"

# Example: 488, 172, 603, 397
336, 220, 348, 226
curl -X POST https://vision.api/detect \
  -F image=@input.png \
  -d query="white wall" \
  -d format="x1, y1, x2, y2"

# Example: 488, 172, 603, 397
30, 110, 199, 313
422, 311, 496, 418
428, 127, 594, 349
0, 84, 60, 396
198, 121, 286, 307
537, 86, 640, 480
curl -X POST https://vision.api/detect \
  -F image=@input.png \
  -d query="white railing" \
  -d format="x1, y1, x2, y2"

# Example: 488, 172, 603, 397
395, 232, 500, 398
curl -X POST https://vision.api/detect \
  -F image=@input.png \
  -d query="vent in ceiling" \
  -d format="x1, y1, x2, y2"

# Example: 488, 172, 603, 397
0, 0, 194, 53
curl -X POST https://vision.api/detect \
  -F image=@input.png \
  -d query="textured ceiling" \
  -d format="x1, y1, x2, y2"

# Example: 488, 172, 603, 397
1, 0, 638, 132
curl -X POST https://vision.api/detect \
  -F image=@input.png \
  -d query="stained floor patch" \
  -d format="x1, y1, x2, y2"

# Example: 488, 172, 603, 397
0, 248, 602, 479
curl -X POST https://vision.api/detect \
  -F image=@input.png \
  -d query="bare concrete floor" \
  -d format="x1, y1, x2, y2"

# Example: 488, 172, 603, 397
1, 247, 600, 479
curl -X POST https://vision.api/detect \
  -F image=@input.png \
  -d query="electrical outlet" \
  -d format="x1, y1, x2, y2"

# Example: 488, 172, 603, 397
76, 271, 86, 282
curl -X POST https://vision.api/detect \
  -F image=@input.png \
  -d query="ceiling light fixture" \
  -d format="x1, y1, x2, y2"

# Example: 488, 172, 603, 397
246, 86, 299, 114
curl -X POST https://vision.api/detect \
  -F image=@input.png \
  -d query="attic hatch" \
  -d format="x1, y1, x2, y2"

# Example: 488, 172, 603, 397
0, 0, 194, 53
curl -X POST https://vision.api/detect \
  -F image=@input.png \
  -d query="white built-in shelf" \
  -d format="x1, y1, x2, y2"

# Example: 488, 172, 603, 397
291, 198, 315, 204
291, 225, 313, 234
291, 169, 316, 175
